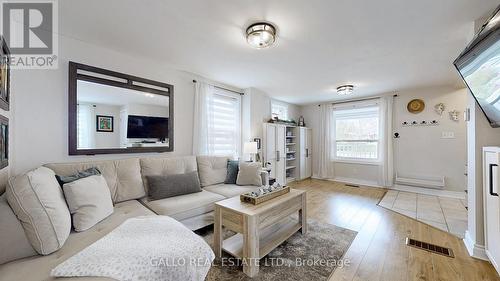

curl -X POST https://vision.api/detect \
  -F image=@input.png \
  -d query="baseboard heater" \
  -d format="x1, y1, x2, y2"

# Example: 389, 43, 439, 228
395, 172, 445, 189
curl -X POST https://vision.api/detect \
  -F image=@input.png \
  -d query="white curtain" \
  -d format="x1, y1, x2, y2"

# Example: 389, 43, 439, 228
317, 104, 335, 179
379, 95, 394, 187
77, 103, 95, 149
192, 81, 215, 155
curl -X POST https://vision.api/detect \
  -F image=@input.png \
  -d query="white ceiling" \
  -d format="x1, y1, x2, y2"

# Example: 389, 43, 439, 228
77, 80, 169, 107
60, 0, 499, 105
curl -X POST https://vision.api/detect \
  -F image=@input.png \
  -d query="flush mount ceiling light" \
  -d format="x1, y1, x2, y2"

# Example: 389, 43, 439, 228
336, 85, 354, 95
246, 22, 277, 49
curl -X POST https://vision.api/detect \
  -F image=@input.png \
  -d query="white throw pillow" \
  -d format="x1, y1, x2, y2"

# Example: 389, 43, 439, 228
0, 194, 37, 264
236, 162, 262, 186
63, 175, 114, 232
6, 167, 72, 255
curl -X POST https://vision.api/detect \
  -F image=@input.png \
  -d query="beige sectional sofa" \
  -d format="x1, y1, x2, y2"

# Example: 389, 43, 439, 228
0, 155, 266, 281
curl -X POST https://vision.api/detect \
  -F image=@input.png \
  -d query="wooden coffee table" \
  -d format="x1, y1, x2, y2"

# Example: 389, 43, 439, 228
213, 189, 307, 277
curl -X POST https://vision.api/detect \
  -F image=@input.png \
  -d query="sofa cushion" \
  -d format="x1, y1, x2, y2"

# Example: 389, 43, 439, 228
204, 184, 260, 198
196, 156, 230, 187
236, 162, 263, 186
45, 158, 144, 203
6, 167, 72, 255
0, 194, 37, 265
141, 190, 225, 221
140, 156, 198, 193
0, 200, 155, 281
146, 171, 201, 200
63, 175, 114, 232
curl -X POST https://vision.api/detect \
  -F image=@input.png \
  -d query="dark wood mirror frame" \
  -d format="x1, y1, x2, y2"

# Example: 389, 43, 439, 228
68, 62, 174, 155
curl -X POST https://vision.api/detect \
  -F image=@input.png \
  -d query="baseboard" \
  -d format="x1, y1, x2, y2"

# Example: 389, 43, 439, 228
464, 230, 489, 261
487, 250, 500, 274
310, 176, 383, 188
390, 184, 466, 199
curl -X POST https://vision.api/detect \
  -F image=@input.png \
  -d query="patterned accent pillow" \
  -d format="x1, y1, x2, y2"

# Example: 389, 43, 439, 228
224, 160, 239, 184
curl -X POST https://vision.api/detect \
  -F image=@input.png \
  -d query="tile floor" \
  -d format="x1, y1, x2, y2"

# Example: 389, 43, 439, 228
378, 190, 468, 238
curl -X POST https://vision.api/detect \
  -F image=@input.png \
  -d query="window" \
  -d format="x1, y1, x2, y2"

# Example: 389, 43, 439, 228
207, 88, 241, 158
333, 105, 379, 161
271, 101, 288, 120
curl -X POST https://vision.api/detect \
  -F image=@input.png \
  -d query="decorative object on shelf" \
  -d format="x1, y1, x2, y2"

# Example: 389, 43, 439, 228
336, 85, 354, 96
243, 141, 258, 162
298, 116, 305, 127
253, 138, 261, 150
449, 110, 460, 122
245, 22, 277, 49
240, 183, 290, 205
0, 114, 8, 169
434, 103, 445, 115
407, 99, 425, 114
267, 118, 297, 126
402, 120, 439, 127
0, 36, 10, 111
96, 115, 114, 132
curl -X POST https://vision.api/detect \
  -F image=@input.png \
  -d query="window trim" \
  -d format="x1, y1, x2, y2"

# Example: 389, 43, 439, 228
332, 104, 381, 163
271, 100, 289, 120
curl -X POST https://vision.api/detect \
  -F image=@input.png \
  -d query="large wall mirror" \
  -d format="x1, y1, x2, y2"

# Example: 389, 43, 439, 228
68, 62, 173, 155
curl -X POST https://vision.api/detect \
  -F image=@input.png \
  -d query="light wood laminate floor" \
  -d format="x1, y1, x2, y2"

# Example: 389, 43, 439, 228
288, 179, 499, 281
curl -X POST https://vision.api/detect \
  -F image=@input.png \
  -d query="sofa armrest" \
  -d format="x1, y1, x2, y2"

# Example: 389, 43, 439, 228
260, 170, 269, 186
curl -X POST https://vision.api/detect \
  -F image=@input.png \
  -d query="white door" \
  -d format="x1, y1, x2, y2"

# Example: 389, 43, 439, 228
264, 124, 277, 180
275, 125, 286, 185
484, 150, 500, 272
299, 128, 307, 179
305, 128, 312, 178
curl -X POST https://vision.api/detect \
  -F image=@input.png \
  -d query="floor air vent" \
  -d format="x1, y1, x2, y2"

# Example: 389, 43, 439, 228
345, 184, 359, 188
405, 237, 454, 258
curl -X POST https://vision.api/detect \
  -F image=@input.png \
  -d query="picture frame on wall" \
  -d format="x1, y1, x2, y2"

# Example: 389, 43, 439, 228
0, 115, 8, 170
96, 115, 114, 132
0, 36, 10, 111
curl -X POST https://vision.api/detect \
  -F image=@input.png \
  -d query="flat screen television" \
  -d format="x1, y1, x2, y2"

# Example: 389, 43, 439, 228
454, 5, 500, 127
127, 115, 168, 140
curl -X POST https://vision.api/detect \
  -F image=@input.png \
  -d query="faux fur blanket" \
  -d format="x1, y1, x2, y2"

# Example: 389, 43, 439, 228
51, 216, 215, 281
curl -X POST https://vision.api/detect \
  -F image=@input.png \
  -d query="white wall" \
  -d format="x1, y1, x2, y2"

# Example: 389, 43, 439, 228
242, 87, 300, 143
300, 85, 467, 191
394, 87, 467, 191
11, 35, 198, 175
465, 91, 500, 259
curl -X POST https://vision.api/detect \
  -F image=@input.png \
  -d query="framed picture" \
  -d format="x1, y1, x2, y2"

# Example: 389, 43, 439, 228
0, 115, 8, 169
96, 115, 113, 132
0, 36, 10, 111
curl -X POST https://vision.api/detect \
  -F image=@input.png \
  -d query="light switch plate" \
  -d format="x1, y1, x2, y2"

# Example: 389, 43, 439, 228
441, 132, 455, 139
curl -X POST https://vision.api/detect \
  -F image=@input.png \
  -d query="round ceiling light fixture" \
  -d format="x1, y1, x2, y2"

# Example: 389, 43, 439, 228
246, 22, 277, 49
336, 85, 354, 95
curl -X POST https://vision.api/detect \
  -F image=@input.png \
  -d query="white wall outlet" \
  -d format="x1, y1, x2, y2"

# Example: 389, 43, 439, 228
441, 132, 455, 139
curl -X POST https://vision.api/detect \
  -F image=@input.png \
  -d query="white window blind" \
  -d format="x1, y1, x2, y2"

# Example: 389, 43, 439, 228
208, 88, 241, 158
271, 101, 288, 120
333, 105, 380, 161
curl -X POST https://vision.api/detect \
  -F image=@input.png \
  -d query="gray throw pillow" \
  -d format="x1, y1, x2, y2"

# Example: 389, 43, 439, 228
55, 167, 101, 187
236, 162, 262, 186
146, 171, 202, 200
224, 160, 239, 184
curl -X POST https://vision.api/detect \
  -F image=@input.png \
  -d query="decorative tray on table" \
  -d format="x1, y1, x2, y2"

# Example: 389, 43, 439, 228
240, 183, 290, 205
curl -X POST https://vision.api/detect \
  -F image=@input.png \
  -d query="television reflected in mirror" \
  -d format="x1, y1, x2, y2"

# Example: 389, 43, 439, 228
69, 62, 173, 155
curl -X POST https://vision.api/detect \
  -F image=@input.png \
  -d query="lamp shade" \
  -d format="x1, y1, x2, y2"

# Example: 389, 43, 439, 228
243, 142, 258, 154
